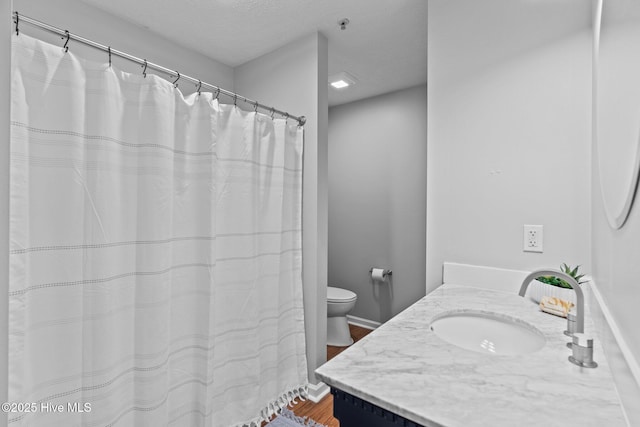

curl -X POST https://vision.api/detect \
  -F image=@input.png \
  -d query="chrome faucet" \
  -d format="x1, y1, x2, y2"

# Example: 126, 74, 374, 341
519, 269, 596, 368
518, 269, 584, 334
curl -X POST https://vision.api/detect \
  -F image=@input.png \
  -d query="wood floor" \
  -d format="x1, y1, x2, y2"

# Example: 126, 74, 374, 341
286, 324, 373, 427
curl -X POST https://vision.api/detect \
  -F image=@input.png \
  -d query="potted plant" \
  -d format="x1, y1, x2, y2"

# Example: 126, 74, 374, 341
527, 263, 588, 304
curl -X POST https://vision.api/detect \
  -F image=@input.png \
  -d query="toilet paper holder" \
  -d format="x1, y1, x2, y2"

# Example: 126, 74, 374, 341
369, 268, 392, 277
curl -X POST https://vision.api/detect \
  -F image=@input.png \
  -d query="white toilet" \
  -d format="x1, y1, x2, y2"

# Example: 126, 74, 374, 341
327, 286, 358, 346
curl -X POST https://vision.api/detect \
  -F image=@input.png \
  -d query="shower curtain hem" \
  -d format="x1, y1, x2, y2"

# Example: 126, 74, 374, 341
235, 383, 310, 427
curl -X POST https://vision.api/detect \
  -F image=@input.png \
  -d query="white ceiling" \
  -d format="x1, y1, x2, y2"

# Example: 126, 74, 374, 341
80, 0, 428, 107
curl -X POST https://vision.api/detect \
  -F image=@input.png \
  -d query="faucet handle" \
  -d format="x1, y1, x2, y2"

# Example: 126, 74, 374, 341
568, 333, 598, 368
564, 307, 577, 338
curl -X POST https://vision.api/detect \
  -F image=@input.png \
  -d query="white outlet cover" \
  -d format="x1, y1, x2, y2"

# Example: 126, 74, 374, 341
523, 225, 543, 253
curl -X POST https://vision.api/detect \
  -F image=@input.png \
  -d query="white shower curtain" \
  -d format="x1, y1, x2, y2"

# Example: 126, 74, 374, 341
9, 34, 307, 427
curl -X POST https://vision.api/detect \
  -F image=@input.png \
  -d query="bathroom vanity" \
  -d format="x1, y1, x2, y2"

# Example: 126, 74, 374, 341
315, 284, 626, 427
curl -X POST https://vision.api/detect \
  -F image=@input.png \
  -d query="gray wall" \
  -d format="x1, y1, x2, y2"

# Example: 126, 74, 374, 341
593, 0, 640, 358
427, 0, 592, 294
591, 0, 640, 422
234, 33, 329, 385
328, 85, 427, 323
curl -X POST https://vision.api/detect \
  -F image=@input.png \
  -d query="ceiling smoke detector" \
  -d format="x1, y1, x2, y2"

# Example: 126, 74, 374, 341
338, 18, 350, 30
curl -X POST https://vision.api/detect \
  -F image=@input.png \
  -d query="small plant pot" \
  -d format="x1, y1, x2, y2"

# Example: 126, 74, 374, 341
526, 279, 577, 304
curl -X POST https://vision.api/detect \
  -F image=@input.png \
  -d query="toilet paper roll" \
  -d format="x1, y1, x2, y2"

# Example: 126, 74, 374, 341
371, 268, 386, 281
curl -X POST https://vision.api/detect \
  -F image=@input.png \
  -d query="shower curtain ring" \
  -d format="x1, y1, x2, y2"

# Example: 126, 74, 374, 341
270, 108, 275, 119
142, 60, 148, 78
107, 47, 112, 68
214, 88, 220, 100
62, 30, 70, 52
196, 80, 202, 95
254, 102, 259, 113
233, 94, 237, 107
172, 72, 180, 88
14, 12, 19, 36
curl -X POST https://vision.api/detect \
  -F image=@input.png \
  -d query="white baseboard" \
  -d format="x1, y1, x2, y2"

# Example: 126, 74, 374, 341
306, 381, 330, 403
347, 315, 381, 330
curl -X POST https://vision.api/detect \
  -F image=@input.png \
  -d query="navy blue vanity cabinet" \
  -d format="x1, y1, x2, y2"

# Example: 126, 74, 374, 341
331, 388, 425, 427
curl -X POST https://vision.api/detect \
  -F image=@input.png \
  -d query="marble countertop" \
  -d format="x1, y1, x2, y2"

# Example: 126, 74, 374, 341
315, 284, 626, 427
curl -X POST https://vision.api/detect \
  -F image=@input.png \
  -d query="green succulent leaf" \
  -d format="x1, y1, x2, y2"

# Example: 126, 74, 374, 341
536, 263, 587, 288
571, 265, 579, 277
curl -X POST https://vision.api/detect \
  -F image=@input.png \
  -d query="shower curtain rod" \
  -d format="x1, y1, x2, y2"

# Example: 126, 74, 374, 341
12, 12, 307, 126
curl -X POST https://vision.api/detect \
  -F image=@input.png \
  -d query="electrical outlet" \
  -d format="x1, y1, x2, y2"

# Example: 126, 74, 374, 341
523, 225, 543, 253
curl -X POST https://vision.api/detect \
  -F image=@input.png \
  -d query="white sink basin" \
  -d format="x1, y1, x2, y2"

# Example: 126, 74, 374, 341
430, 310, 545, 355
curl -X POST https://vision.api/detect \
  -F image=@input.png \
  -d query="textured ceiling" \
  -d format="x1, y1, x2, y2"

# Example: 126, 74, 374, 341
80, 0, 427, 106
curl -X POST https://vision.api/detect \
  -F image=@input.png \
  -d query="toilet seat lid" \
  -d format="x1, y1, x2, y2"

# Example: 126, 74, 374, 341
327, 286, 357, 303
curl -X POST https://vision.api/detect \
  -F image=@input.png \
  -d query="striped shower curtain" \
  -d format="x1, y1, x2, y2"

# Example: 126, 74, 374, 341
9, 34, 308, 427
